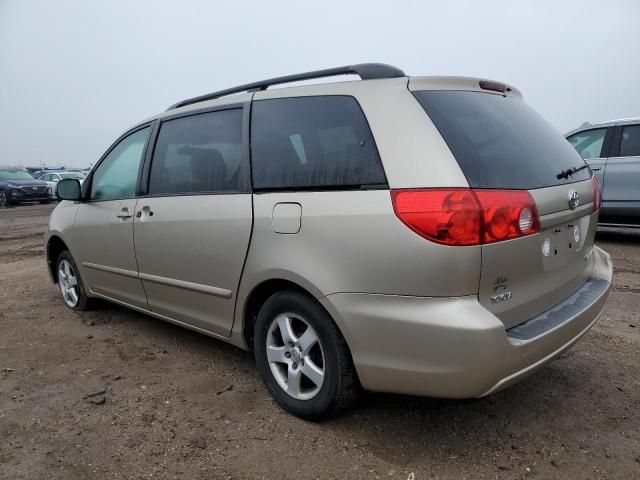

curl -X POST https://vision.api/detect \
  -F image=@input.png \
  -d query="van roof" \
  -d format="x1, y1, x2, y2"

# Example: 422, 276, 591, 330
133, 65, 521, 129
165, 63, 521, 111
166, 63, 406, 111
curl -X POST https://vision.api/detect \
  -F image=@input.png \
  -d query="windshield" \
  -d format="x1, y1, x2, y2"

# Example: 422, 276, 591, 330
413, 91, 591, 189
0, 170, 35, 181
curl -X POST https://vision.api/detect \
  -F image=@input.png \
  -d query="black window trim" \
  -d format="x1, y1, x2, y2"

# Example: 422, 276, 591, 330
83, 122, 154, 203
248, 94, 389, 193
608, 125, 622, 158
601, 126, 615, 158
139, 102, 252, 199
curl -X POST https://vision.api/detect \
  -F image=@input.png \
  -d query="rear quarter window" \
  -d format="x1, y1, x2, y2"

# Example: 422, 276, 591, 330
413, 90, 591, 189
250, 96, 386, 190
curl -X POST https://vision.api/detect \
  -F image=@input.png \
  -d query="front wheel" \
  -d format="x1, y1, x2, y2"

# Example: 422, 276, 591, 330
0, 191, 11, 207
254, 291, 358, 420
56, 251, 92, 310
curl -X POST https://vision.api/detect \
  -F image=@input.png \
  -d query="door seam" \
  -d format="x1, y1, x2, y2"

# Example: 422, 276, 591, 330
131, 198, 151, 310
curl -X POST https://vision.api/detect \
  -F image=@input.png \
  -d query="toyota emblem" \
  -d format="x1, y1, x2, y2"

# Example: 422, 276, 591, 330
568, 190, 580, 210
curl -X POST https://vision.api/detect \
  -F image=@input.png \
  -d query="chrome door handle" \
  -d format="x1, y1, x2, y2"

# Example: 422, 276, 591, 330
136, 206, 154, 218
116, 210, 132, 219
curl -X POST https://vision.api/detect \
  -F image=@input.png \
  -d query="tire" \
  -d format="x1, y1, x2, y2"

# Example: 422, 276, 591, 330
56, 250, 92, 310
254, 290, 358, 420
0, 191, 11, 207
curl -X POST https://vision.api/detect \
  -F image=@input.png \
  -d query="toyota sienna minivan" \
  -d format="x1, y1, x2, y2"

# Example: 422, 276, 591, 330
46, 64, 612, 419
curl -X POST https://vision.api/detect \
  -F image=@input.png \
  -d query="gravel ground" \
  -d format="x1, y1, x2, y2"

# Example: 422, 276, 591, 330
1, 204, 639, 480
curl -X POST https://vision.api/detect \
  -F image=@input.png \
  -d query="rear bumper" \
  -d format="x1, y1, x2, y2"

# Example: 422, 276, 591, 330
320, 246, 613, 398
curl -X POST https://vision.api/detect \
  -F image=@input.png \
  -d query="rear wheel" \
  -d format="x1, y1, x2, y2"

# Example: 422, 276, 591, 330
56, 251, 92, 310
254, 290, 357, 420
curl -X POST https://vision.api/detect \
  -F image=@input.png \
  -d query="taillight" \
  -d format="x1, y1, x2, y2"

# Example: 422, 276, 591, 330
391, 188, 540, 246
474, 190, 540, 244
592, 175, 602, 212
390, 189, 481, 245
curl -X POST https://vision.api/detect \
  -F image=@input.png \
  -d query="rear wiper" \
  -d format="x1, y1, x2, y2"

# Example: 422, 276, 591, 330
556, 164, 590, 180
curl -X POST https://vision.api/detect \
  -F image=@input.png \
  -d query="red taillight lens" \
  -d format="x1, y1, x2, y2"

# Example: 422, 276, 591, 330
391, 188, 540, 246
592, 175, 602, 212
473, 190, 540, 244
391, 189, 481, 245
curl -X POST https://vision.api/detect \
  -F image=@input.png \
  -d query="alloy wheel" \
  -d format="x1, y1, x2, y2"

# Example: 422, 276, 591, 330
266, 313, 325, 400
58, 259, 79, 308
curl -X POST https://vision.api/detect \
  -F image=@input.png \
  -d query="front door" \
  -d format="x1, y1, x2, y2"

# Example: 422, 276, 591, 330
73, 126, 151, 309
133, 108, 252, 337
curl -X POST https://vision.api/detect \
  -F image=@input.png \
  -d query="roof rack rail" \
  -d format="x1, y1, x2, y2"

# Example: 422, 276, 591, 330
166, 63, 405, 111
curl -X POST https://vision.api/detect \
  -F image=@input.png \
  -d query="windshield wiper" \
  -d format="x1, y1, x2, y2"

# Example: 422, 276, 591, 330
556, 164, 590, 180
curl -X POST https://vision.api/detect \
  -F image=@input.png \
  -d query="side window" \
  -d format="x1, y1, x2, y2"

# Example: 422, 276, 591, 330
619, 125, 640, 157
251, 96, 386, 189
567, 128, 607, 160
42, 174, 52, 181
90, 127, 150, 201
148, 109, 245, 195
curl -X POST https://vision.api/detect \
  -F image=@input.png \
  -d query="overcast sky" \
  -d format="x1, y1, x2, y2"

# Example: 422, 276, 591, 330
1, 0, 639, 168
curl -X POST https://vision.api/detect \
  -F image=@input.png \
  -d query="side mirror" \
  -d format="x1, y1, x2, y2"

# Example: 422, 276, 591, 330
56, 178, 82, 201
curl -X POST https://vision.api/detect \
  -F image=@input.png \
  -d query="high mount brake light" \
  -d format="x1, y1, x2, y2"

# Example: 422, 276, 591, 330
592, 175, 602, 212
391, 189, 540, 246
479, 80, 509, 93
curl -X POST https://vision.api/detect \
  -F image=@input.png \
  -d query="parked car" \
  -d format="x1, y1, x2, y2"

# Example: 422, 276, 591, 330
40, 171, 86, 198
566, 117, 640, 227
31, 167, 67, 179
46, 64, 612, 419
0, 168, 51, 206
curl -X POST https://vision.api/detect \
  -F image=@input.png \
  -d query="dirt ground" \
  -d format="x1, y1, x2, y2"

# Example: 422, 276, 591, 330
1, 204, 639, 480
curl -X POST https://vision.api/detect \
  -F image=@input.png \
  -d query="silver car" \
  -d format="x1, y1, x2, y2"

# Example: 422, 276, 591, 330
40, 171, 86, 199
567, 117, 640, 227
46, 64, 613, 419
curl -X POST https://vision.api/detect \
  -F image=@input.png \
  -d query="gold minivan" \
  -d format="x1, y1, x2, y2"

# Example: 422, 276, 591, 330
46, 64, 612, 419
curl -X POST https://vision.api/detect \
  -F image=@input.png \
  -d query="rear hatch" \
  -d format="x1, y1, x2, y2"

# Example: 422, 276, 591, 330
413, 87, 598, 328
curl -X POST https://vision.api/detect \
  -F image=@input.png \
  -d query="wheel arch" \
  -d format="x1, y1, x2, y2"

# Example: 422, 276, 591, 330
240, 278, 351, 355
46, 234, 70, 283
241, 279, 313, 350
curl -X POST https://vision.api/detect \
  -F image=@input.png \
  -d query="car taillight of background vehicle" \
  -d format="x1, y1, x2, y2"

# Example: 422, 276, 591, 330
592, 175, 602, 213
391, 189, 541, 246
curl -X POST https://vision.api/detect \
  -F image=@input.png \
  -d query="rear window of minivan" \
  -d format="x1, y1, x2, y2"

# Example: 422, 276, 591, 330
413, 91, 591, 189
